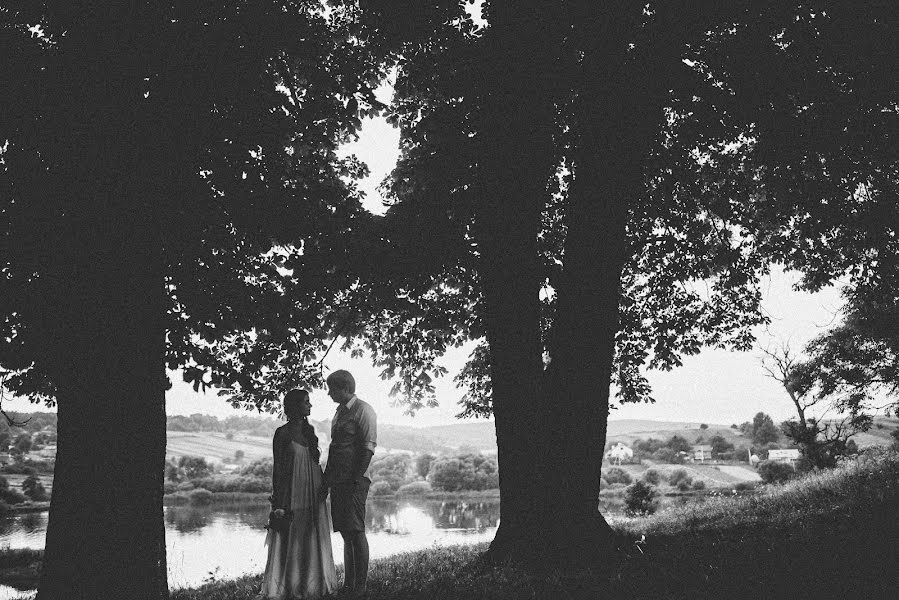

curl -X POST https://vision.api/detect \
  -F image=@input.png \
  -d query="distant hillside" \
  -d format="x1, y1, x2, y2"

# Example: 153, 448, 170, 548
157, 414, 899, 462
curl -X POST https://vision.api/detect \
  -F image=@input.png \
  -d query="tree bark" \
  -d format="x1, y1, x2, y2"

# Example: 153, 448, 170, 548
37, 200, 168, 600
35, 14, 169, 597
476, 2, 558, 563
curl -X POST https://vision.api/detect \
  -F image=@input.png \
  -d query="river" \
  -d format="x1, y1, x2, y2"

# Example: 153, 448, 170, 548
0, 493, 706, 599
0, 498, 500, 598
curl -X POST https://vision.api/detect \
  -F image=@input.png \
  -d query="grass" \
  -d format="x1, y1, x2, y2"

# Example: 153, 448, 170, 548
0, 549, 42, 591
172, 446, 899, 600
5, 447, 898, 599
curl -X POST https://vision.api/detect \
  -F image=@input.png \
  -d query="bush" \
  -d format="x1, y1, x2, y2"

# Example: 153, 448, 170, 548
603, 468, 633, 485
668, 469, 692, 488
192, 475, 269, 493
757, 460, 795, 484
240, 458, 273, 479
733, 481, 757, 491
21, 475, 48, 501
676, 480, 692, 492
430, 454, 499, 492
691, 479, 706, 491
415, 453, 436, 479
370, 453, 415, 491
396, 481, 432, 496
189, 488, 214, 506
651, 447, 684, 464
641, 469, 661, 485
164, 481, 178, 494
176, 481, 196, 492
369, 481, 393, 496
624, 481, 658, 517
0, 487, 27, 505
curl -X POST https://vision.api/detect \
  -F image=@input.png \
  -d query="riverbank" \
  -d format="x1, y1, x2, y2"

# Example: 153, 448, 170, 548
162, 488, 501, 507
172, 446, 898, 599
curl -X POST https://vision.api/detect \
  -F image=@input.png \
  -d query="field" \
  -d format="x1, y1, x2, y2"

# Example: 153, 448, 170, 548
602, 461, 761, 486
165, 431, 272, 464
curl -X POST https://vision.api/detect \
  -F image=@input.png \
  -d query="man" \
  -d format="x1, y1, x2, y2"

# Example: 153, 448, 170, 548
322, 369, 377, 597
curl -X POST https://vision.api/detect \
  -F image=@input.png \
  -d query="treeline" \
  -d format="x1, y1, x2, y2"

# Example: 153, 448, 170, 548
163, 449, 500, 504
166, 413, 282, 437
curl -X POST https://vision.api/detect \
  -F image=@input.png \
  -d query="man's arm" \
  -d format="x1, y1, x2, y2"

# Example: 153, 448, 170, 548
354, 403, 377, 483
353, 449, 374, 483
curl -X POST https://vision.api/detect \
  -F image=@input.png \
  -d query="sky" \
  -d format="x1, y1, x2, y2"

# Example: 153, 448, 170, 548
0, 66, 848, 429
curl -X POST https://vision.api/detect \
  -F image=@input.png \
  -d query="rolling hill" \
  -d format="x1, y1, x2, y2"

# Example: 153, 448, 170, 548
163, 416, 899, 463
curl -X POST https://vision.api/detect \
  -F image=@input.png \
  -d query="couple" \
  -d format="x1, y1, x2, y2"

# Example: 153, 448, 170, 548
258, 370, 377, 600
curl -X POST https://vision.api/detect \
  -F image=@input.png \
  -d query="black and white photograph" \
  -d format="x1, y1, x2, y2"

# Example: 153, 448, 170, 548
0, 1, 897, 599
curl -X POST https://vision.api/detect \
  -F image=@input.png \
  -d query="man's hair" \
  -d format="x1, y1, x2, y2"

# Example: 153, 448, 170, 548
326, 369, 356, 394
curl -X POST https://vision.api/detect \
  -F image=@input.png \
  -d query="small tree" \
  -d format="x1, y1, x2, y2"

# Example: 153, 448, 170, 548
22, 475, 49, 501
757, 460, 795, 484
624, 481, 658, 517
602, 468, 633, 485
710, 435, 735, 457
641, 469, 661, 486
668, 469, 692, 488
234, 450, 245, 462
700, 424, 709, 430
751, 412, 780, 446
415, 453, 436, 479
12, 432, 32, 456
178, 456, 212, 481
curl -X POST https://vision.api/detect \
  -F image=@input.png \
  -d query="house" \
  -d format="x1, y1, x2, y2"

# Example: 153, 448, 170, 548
693, 445, 713, 462
767, 449, 800, 465
605, 443, 634, 465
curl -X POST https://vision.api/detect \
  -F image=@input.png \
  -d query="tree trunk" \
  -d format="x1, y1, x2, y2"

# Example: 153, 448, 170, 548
476, 3, 558, 563
37, 184, 168, 600
35, 16, 169, 596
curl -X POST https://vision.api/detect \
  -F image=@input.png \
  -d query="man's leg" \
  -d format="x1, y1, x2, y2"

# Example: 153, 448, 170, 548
351, 530, 370, 592
340, 531, 356, 592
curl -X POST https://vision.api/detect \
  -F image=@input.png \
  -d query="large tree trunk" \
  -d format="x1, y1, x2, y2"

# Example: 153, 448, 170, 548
35, 15, 169, 597
477, 3, 558, 563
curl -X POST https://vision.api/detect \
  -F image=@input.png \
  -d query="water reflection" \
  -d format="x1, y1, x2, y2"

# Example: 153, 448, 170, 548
367, 500, 499, 534
0, 498, 501, 595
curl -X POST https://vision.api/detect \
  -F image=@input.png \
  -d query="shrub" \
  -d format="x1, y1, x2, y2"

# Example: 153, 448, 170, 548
21, 475, 48, 501
603, 468, 632, 485
163, 481, 178, 494
189, 488, 214, 506
176, 481, 196, 492
369, 481, 393, 496
430, 454, 499, 491
757, 460, 795, 484
641, 469, 661, 485
396, 481, 432, 496
668, 469, 692, 488
651, 447, 684, 464
733, 481, 757, 491
676, 480, 692, 492
691, 479, 706, 491
624, 481, 658, 517
415, 453, 436, 479
370, 453, 415, 491
240, 458, 273, 479
0, 487, 27, 505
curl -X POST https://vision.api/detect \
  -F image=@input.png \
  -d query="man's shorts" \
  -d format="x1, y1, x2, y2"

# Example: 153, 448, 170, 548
330, 477, 370, 533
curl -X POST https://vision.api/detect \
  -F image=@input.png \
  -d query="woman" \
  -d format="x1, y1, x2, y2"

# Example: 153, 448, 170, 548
258, 389, 337, 599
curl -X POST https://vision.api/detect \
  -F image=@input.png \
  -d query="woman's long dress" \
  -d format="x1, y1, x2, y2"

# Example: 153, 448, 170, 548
260, 442, 337, 599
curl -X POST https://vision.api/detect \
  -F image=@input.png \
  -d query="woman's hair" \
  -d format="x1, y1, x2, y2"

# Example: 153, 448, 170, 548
302, 417, 321, 463
282, 389, 320, 463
